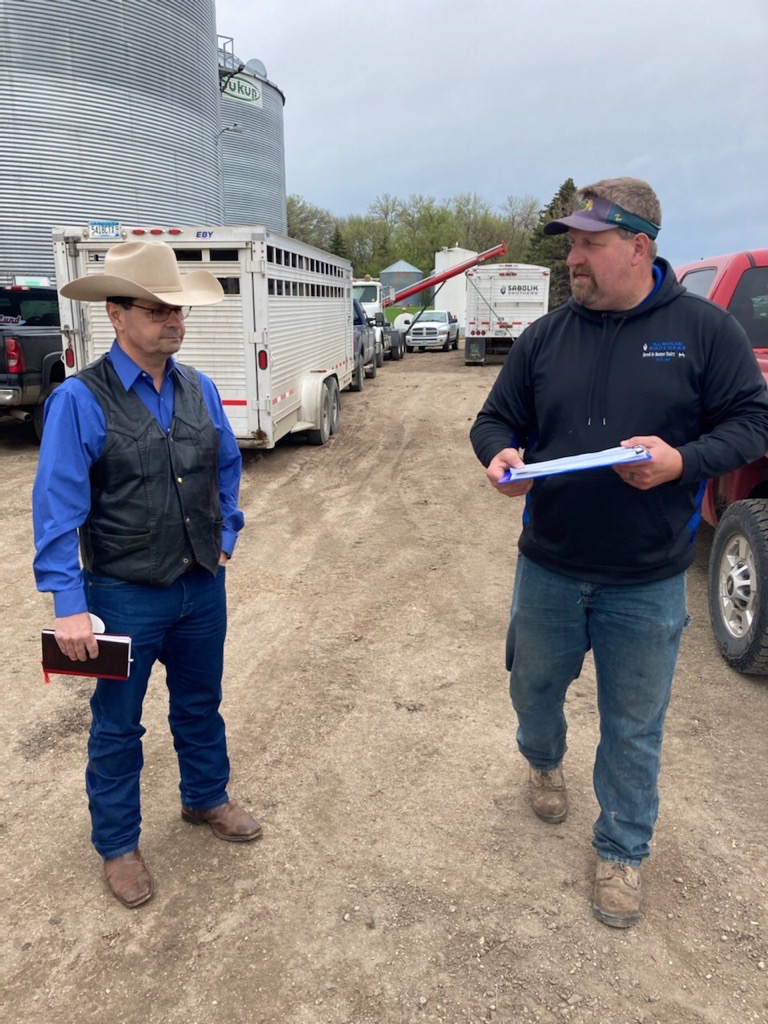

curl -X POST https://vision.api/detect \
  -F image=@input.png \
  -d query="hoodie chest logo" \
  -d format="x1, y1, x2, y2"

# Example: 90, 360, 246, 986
642, 341, 687, 363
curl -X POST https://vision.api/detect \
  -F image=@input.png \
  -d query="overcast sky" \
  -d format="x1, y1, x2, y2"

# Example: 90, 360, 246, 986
215, 0, 767, 267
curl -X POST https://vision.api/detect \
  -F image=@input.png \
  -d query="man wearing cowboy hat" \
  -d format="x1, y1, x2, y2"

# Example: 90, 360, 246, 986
470, 177, 768, 928
33, 241, 261, 908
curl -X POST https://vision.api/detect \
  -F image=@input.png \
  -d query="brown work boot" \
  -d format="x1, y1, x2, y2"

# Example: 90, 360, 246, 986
593, 859, 642, 928
181, 800, 263, 842
103, 849, 154, 908
528, 765, 568, 823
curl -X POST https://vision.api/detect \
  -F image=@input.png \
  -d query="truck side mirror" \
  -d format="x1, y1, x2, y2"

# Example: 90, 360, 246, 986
374, 312, 385, 326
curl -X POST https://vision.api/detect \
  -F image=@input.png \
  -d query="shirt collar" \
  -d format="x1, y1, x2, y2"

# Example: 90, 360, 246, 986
107, 340, 190, 390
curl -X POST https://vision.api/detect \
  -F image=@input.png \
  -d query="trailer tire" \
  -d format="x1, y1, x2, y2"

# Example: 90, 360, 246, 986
307, 382, 332, 446
349, 355, 364, 392
708, 499, 768, 675
328, 378, 340, 434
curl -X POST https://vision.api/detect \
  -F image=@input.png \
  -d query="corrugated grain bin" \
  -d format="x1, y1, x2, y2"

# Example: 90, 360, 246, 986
0, 0, 223, 283
218, 49, 287, 233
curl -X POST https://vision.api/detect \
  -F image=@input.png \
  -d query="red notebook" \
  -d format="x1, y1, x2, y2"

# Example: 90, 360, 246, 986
41, 630, 132, 682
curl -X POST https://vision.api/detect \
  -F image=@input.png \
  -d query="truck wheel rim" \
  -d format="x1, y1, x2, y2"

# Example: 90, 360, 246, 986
718, 533, 756, 638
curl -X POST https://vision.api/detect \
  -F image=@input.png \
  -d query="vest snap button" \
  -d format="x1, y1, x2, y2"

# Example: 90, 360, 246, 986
177, 477, 183, 483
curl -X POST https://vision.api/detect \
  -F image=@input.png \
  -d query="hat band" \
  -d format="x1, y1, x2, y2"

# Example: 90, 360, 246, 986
577, 199, 659, 239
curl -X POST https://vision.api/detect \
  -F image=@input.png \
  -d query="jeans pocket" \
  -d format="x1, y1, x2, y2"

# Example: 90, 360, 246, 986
85, 571, 130, 589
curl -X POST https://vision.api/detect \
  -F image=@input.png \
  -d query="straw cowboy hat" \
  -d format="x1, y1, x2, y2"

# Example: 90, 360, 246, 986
60, 241, 224, 306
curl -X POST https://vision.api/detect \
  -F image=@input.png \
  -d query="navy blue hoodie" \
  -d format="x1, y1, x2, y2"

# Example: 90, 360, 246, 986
470, 258, 768, 583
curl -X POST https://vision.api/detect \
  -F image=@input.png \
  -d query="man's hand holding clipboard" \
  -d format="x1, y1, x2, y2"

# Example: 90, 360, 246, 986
486, 437, 683, 496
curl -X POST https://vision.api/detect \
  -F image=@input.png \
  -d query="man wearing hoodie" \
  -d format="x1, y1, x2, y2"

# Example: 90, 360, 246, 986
470, 177, 768, 928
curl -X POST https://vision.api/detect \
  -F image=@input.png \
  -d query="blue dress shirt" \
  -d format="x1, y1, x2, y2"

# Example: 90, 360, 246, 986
33, 341, 245, 617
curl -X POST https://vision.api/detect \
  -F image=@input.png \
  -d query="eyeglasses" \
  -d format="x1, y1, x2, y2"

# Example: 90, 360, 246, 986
129, 302, 191, 322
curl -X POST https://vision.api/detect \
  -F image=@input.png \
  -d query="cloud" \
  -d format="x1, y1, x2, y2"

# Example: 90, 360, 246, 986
215, 0, 768, 264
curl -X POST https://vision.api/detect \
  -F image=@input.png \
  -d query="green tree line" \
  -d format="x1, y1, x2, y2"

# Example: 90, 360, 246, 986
287, 178, 576, 307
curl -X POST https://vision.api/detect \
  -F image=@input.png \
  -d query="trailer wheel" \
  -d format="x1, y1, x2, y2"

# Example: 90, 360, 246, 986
349, 355, 364, 392
708, 499, 768, 675
328, 378, 340, 434
307, 382, 332, 446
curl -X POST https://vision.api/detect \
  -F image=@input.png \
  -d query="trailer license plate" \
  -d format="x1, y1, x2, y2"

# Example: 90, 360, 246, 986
88, 220, 121, 240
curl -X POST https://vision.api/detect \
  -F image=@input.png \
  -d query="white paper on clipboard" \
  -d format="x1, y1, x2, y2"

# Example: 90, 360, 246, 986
499, 444, 652, 483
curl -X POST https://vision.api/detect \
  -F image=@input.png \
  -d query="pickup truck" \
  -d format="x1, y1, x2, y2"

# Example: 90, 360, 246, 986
351, 279, 405, 362
675, 249, 768, 674
405, 310, 460, 352
350, 298, 378, 391
371, 312, 406, 362
0, 284, 64, 441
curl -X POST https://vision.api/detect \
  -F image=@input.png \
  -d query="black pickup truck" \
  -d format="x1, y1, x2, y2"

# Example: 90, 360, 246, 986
0, 284, 64, 440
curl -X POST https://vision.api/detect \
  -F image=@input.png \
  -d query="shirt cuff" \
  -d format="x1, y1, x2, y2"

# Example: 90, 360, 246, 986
53, 587, 90, 618
221, 530, 238, 557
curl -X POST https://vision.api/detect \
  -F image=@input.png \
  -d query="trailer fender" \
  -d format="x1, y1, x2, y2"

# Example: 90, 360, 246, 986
300, 372, 335, 429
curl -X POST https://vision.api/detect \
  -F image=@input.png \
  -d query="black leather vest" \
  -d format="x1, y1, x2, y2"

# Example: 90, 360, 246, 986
77, 354, 222, 585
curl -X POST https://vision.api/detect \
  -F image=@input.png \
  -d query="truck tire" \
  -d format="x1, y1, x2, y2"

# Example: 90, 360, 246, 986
708, 499, 768, 675
32, 403, 46, 444
364, 354, 378, 379
375, 343, 384, 368
349, 355, 364, 392
442, 340, 451, 351
307, 382, 332, 445
31, 382, 60, 443
328, 378, 340, 434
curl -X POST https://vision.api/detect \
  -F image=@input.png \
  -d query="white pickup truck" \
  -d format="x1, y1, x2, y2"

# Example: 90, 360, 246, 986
405, 310, 459, 352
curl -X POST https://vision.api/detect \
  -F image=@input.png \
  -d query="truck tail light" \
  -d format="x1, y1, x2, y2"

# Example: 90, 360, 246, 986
258, 350, 268, 370
5, 337, 25, 372
64, 347, 75, 369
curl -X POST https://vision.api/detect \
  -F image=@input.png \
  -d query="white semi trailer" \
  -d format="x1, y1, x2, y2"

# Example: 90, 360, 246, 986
464, 263, 550, 365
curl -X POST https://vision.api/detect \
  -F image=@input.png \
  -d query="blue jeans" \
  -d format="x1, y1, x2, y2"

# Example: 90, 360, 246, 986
84, 566, 230, 859
506, 556, 687, 866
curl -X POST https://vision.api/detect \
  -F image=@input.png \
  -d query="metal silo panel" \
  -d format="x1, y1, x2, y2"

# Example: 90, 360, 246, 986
219, 71, 287, 233
0, 0, 224, 284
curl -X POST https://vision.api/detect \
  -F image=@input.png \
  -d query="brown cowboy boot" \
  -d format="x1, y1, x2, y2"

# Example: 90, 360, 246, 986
181, 800, 263, 841
103, 849, 154, 908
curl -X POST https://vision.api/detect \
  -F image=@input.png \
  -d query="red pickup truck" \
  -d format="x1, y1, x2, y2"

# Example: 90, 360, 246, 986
675, 249, 768, 674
